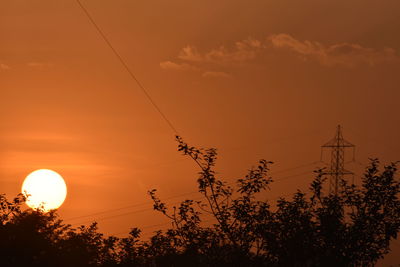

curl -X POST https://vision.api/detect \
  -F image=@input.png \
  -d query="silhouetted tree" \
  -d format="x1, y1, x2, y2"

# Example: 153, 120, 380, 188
0, 198, 118, 267
59, 222, 119, 267
146, 137, 400, 266
0, 137, 398, 267
0, 203, 68, 267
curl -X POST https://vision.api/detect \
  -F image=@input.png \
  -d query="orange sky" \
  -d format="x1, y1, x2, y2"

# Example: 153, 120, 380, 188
1, 0, 400, 265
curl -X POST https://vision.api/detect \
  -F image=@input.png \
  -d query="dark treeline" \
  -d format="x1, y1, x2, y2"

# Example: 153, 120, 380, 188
0, 137, 399, 267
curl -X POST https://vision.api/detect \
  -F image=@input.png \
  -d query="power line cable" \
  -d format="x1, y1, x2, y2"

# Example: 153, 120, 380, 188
73, 1, 331, 190
110, 192, 299, 237
64, 190, 201, 222
271, 161, 322, 175
70, 196, 206, 226
274, 170, 315, 183
71, 206, 154, 226
75, 0, 179, 135
74, 0, 321, 182
65, 202, 153, 222
64, 161, 319, 223
72, 181, 307, 228
111, 214, 216, 237
69, 3, 359, 241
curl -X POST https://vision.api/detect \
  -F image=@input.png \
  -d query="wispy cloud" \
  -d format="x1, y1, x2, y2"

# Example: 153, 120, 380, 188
161, 34, 398, 77
160, 61, 231, 79
269, 34, 397, 67
161, 38, 265, 78
178, 38, 264, 64
178, 46, 203, 62
159, 61, 199, 71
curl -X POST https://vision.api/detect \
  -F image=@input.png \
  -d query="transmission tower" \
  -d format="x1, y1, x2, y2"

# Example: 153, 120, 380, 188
321, 125, 355, 195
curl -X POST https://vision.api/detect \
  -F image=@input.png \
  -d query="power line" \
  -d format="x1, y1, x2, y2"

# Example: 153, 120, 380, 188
71, 206, 155, 226
271, 161, 322, 175
63, 0, 326, 221
70, 196, 205, 226
64, 161, 320, 224
65, 191, 205, 222
75, 0, 179, 135
109, 192, 299, 238
111, 214, 216, 237
65, 202, 153, 222
70, 176, 311, 227
274, 170, 316, 183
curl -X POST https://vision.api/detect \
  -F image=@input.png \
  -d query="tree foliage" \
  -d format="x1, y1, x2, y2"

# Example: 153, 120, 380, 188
0, 137, 398, 266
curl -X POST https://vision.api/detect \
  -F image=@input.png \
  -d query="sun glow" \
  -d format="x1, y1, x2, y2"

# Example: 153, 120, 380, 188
22, 169, 67, 211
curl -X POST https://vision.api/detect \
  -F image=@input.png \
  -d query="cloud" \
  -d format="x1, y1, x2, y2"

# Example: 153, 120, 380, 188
159, 61, 199, 71
269, 33, 398, 67
202, 71, 232, 79
0, 63, 10, 71
178, 38, 264, 64
324, 43, 397, 66
160, 34, 398, 78
161, 37, 265, 78
178, 46, 204, 62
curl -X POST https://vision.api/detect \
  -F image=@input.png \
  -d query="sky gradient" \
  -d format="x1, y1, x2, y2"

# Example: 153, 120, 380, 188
1, 0, 399, 265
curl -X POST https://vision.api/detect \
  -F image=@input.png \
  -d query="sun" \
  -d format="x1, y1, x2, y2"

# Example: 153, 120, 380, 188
21, 169, 67, 211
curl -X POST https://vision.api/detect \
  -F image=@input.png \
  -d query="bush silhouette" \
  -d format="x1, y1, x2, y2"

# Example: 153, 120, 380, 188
0, 137, 398, 266
146, 137, 400, 266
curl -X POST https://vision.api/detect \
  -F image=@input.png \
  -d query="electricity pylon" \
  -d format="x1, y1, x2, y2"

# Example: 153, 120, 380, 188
321, 125, 355, 195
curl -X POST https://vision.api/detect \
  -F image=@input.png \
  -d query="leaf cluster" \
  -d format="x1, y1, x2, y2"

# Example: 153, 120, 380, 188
0, 139, 398, 267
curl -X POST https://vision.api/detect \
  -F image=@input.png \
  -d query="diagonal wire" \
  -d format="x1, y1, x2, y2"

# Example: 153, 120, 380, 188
75, 0, 179, 135
64, 161, 320, 223
109, 193, 299, 237
64, 190, 203, 222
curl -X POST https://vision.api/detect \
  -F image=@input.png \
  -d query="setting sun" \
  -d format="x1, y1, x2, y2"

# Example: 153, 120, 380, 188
21, 169, 67, 211
1, 0, 399, 265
